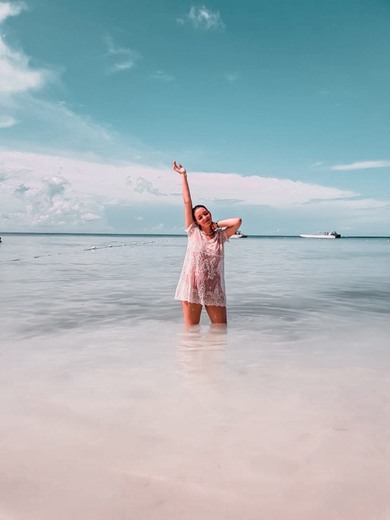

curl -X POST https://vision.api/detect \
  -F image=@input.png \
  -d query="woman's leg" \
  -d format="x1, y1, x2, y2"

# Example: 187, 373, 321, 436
205, 305, 227, 325
181, 301, 203, 325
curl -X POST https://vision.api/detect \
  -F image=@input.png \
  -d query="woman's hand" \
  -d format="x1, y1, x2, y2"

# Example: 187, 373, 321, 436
173, 161, 186, 175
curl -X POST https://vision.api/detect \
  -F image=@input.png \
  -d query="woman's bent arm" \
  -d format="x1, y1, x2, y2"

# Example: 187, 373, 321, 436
216, 217, 242, 238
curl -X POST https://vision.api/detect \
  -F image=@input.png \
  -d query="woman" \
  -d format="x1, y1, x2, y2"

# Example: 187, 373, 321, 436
173, 161, 242, 326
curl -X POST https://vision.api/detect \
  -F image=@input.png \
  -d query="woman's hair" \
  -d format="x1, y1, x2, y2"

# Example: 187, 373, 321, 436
192, 205, 209, 223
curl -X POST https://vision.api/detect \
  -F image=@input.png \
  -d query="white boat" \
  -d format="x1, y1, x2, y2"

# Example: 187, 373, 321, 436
231, 230, 248, 239
299, 231, 341, 239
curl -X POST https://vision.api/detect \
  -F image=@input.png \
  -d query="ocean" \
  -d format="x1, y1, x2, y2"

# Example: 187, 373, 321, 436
1, 233, 389, 519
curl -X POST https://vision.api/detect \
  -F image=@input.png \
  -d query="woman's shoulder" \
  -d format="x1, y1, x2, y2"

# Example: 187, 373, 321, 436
185, 222, 199, 235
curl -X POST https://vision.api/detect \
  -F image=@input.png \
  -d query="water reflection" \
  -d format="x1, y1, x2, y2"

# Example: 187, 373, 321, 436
176, 325, 227, 388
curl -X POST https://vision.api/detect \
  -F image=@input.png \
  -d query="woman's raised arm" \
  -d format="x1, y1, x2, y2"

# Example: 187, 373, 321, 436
173, 161, 194, 229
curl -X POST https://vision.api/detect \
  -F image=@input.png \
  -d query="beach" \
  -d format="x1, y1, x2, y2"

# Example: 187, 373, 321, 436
1, 234, 389, 519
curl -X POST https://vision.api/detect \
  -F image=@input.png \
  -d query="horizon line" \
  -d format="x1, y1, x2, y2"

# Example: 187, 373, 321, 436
1, 232, 389, 239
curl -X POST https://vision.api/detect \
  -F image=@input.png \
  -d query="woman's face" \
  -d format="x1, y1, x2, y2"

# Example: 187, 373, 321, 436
194, 206, 212, 227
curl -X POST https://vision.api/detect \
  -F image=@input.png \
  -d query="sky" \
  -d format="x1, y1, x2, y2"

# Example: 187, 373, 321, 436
0, 0, 389, 236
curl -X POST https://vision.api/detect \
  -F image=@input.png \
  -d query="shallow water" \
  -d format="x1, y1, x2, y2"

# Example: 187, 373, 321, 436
1, 234, 389, 519
2, 234, 389, 336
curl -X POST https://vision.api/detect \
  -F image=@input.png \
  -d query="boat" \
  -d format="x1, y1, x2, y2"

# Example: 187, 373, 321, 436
231, 230, 248, 239
299, 231, 341, 239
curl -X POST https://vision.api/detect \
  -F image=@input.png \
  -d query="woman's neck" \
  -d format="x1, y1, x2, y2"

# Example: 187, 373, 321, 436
201, 227, 215, 236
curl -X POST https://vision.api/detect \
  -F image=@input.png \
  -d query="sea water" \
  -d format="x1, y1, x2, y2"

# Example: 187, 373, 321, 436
1, 233, 389, 520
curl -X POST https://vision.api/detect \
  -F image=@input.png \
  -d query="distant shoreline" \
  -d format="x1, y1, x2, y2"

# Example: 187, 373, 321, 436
1, 232, 389, 239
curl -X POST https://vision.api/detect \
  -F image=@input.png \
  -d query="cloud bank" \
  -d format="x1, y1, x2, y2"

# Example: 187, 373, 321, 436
1, 150, 382, 233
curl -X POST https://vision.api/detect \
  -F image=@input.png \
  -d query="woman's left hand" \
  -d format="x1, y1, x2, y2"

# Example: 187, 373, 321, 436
173, 161, 186, 175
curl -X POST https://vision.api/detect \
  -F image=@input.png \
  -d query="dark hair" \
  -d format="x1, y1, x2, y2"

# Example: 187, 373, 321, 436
192, 205, 209, 222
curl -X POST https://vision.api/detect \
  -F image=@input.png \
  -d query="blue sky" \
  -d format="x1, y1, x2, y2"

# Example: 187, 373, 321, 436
0, 0, 389, 235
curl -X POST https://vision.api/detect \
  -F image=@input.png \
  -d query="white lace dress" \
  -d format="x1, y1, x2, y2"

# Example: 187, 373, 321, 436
175, 223, 228, 307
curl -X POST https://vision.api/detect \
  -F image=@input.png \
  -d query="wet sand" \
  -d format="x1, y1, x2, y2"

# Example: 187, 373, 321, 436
1, 322, 389, 520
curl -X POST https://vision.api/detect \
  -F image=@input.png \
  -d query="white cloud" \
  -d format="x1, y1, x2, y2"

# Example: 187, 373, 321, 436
198, 173, 355, 207
1, 155, 105, 230
0, 114, 17, 127
178, 5, 225, 30
111, 61, 134, 72
0, 37, 48, 95
331, 160, 390, 171
225, 72, 239, 82
0, 4, 49, 96
104, 35, 141, 73
303, 196, 387, 210
151, 70, 175, 82
0, 1, 24, 23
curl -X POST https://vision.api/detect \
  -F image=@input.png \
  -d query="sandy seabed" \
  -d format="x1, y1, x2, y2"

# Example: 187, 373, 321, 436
1, 321, 389, 520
